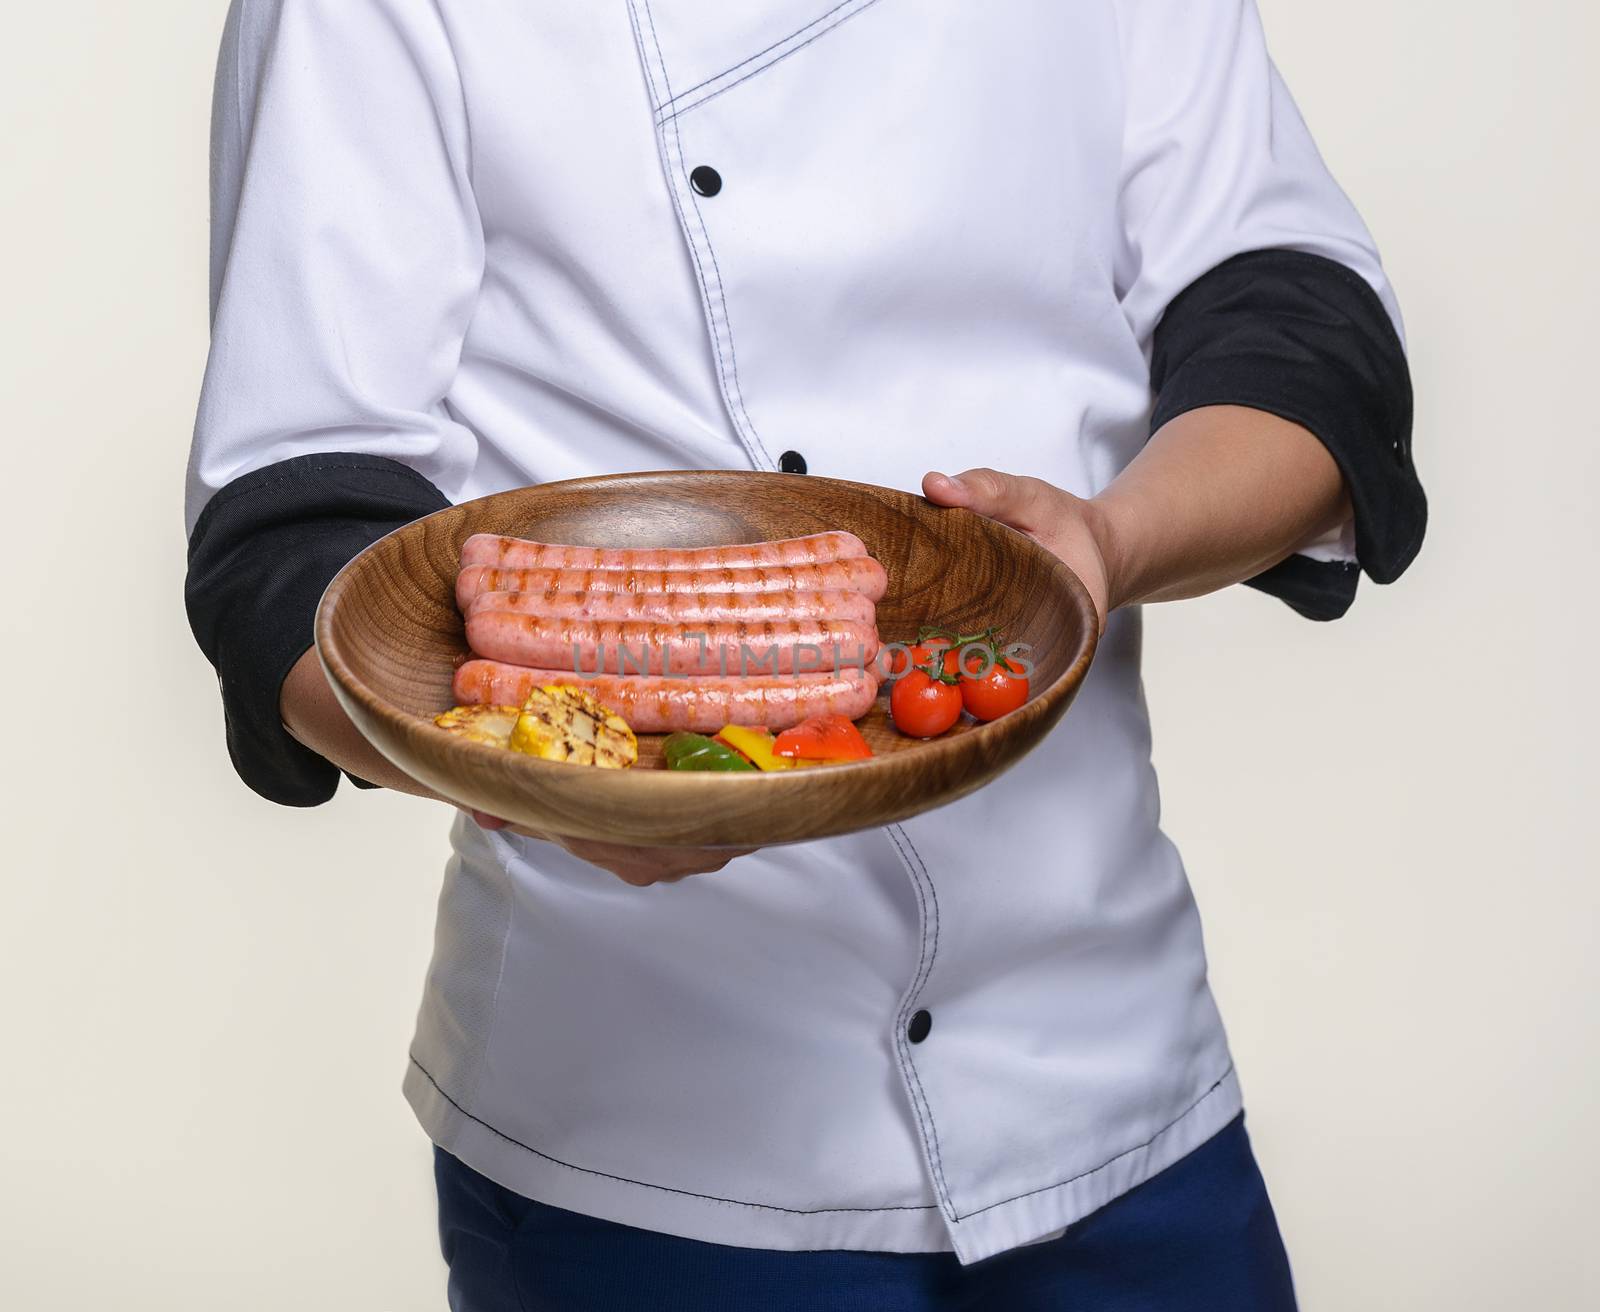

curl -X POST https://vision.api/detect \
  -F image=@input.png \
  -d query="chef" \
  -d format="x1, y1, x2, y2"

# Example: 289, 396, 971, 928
184, 1, 1424, 1307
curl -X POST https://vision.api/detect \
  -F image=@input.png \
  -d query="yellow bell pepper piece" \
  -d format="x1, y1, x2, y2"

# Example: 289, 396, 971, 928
714, 724, 797, 771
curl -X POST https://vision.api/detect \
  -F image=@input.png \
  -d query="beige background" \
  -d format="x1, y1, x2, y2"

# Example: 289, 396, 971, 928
2, 2, 1595, 1308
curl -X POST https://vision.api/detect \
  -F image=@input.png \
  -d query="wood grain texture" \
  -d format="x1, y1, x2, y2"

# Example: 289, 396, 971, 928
314, 471, 1099, 847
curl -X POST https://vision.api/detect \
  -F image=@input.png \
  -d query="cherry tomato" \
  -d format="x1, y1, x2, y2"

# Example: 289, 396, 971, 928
960, 657, 1030, 721
882, 638, 955, 678
891, 669, 963, 738
946, 642, 1000, 680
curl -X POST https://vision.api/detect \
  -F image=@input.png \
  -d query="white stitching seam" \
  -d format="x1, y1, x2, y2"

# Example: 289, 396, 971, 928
412, 1055, 939, 1214
637, 0, 777, 471
655, 0, 885, 123
884, 823, 956, 1218
414, 1052, 1240, 1226
624, 0, 663, 112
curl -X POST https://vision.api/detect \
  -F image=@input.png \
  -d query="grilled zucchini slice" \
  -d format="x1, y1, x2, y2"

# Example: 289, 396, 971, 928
433, 704, 521, 747
510, 685, 637, 769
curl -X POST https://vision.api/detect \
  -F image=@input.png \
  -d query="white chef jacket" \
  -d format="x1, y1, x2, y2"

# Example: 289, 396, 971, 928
189, 0, 1401, 1263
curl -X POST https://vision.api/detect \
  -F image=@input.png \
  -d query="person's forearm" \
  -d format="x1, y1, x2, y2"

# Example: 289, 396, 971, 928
1090, 405, 1350, 611
279, 647, 445, 800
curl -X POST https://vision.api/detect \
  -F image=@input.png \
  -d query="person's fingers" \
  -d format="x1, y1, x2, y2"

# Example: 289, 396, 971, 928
922, 469, 972, 506
462, 817, 755, 885
923, 467, 1052, 531
464, 810, 552, 842
563, 839, 758, 885
612, 849, 754, 881
611, 866, 697, 887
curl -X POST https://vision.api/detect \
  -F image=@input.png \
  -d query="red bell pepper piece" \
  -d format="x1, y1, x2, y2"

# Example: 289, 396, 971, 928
772, 714, 873, 762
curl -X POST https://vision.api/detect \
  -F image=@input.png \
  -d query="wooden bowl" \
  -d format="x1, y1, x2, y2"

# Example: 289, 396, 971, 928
315, 471, 1098, 847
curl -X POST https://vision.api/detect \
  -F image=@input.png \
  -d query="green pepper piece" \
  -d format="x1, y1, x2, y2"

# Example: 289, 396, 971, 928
662, 732, 757, 772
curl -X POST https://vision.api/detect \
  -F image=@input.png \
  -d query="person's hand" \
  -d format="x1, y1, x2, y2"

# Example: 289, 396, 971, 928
923, 468, 1112, 626
467, 811, 756, 887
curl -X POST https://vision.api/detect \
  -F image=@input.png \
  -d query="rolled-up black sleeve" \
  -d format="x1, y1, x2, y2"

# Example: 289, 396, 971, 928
1149, 248, 1425, 620
184, 453, 451, 807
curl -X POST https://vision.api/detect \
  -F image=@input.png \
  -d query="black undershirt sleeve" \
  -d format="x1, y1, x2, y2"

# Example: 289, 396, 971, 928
184, 452, 451, 807
1149, 248, 1425, 620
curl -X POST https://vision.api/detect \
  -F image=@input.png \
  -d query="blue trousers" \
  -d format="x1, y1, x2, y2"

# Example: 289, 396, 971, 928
435, 1114, 1296, 1310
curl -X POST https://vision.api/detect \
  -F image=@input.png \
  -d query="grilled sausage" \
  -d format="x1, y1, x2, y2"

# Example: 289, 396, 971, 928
460, 530, 867, 573
465, 612, 880, 676
451, 661, 880, 733
454, 558, 888, 610
464, 586, 878, 627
